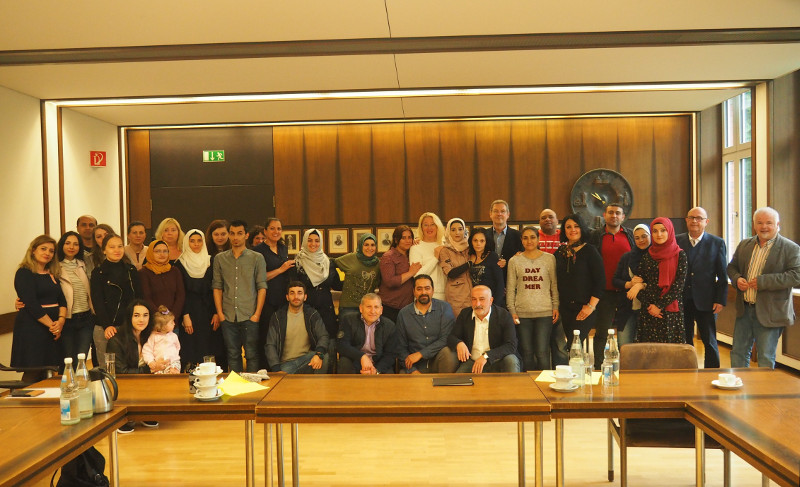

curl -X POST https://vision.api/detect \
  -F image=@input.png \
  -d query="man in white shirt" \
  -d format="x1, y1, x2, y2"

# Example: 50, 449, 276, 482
445, 286, 521, 373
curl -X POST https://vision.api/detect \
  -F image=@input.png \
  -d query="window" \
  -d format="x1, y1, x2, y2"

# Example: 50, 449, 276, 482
722, 92, 753, 260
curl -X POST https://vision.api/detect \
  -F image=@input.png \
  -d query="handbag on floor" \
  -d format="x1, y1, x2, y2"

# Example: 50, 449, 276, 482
51, 446, 109, 487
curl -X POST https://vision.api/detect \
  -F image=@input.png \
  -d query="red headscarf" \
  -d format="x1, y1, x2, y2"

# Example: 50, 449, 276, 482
648, 217, 681, 312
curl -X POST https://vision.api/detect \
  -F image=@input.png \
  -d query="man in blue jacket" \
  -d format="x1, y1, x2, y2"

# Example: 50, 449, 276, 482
677, 207, 728, 368
337, 293, 398, 374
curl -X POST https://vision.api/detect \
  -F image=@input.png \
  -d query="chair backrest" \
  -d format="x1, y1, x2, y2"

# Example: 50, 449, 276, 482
619, 343, 698, 370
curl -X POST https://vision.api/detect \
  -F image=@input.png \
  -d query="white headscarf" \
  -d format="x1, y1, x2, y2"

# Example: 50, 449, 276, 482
444, 218, 469, 252
178, 229, 210, 278
295, 228, 330, 287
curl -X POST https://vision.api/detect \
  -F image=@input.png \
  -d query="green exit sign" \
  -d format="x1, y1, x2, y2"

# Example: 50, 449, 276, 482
203, 150, 225, 162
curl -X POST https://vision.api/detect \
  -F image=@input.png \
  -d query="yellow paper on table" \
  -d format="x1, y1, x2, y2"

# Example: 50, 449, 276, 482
219, 371, 269, 396
534, 370, 602, 385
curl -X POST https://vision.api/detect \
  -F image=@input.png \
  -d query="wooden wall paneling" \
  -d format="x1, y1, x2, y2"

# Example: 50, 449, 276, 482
439, 122, 477, 221
545, 119, 584, 220
617, 118, 655, 220
509, 120, 549, 221
474, 121, 512, 221
698, 106, 724, 236
580, 118, 619, 173
372, 123, 408, 224
652, 116, 691, 218
126, 130, 152, 229
770, 71, 800, 242
301, 126, 339, 226
404, 122, 442, 223
337, 125, 373, 225
273, 126, 307, 226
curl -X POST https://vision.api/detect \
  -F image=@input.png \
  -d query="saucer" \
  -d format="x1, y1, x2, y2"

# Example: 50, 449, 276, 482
193, 367, 223, 377
712, 379, 743, 390
549, 382, 579, 392
194, 389, 223, 401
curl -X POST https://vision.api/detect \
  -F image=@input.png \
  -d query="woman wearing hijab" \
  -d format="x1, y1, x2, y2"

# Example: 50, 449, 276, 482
635, 218, 687, 344
334, 233, 382, 318
175, 229, 214, 367
139, 240, 185, 324
438, 218, 472, 316
294, 229, 342, 338
612, 224, 652, 346
379, 225, 421, 323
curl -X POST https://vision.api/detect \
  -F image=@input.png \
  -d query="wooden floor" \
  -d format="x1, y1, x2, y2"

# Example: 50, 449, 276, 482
36, 341, 776, 487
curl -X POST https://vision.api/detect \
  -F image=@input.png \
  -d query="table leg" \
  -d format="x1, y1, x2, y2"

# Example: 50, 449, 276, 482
276, 424, 285, 487
534, 422, 543, 487
108, 429, 119, 487
555, 419, 564, 487
291, 423, 299, 487
245, 420, 255, 487
264, 423, 273, 487
695, 427, 705, 487
517, 422, 525, 487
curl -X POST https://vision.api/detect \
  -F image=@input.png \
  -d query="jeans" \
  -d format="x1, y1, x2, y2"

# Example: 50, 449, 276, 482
618, 311, 639, 348
338, 355, 395, 374
684, 299, 720, 368
60, 311, 94, 365
730, 305, 784, 368
455, 353, 521, 373
92, 325, 109, 368
593, 290, 621, 369
221, 320, 260, 372
281, 351, 330, 374
401, 347, 456, 374
550, 319, 569, 367
516, 317, 553, 371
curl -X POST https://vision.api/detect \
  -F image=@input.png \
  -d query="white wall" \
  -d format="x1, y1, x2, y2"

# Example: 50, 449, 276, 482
61, 108, 121, 235
0, 85, 45, 377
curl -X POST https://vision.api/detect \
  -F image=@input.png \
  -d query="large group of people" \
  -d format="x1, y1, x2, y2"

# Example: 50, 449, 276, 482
9, 201, 800, 391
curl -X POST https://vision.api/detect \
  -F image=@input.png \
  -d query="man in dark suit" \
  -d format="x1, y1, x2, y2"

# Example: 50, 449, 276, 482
444, 285, 521, 373
489, 199, 524, 277
727, 207, 800, 368
677, 207, 728, 368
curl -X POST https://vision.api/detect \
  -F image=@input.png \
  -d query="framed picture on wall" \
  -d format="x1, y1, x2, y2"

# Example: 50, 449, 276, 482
352, 228, 373, 251
376, 227, 395, 253
328, 228, 348, 254
283, 230, 300, 255
508, 224, 520, 231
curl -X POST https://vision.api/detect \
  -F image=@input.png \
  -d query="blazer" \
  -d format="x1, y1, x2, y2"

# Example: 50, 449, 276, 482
677, 232, 728, 311
446, 304, 519, 365
496, 226, 524, 264
337, 313, 399, 374
727, 234, 800, 327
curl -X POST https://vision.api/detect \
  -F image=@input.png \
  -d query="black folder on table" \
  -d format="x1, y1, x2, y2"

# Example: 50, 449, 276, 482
432, 377, 474, 386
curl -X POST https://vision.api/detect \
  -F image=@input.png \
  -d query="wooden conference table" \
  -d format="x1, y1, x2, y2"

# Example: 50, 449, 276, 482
533, 368, 800, 487
255, 373, 551, 487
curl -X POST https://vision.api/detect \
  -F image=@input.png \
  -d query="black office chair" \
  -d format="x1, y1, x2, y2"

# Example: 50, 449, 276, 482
0, 362, 58, 391
607, 343, 730, 487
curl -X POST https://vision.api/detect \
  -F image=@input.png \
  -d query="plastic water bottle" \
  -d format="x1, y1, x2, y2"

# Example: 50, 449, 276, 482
568, 330, 585, 386
603, 329, 620, 386
60, 358, 80, 425
75, 353, 94, 419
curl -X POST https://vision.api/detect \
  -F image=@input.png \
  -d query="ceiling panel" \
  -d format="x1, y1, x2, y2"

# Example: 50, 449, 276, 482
0, 55, 400, 100
67, 98, 406, 127
400, 90, 748, 118
0, 1, 389, 50
396, 44, 800, 88
387, 0, 800, 37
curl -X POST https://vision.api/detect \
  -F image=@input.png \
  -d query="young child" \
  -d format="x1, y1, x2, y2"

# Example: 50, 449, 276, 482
142, 305, 181, 374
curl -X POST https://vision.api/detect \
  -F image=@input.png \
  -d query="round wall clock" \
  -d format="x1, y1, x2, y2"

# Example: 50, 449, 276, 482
570, 169, 634, 228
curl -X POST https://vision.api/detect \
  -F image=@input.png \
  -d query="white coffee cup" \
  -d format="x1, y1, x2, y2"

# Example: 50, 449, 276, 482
196, 362, 216, 374
718, 373, 738, 386
555, 365, 573, 378
195, 384, 218, 398
194, 375, 217, 387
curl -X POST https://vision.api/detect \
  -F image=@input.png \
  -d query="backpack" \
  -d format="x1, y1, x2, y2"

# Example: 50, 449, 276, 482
51, 446, 110, 487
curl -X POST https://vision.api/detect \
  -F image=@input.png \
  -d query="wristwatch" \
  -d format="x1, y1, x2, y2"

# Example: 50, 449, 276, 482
482, 353, 489, 361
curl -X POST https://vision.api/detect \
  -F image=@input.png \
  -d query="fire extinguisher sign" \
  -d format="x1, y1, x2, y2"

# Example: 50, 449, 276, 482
90, 151, 106, 167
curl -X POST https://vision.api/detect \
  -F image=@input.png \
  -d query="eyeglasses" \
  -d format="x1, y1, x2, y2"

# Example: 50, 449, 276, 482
686, 216, 707, 222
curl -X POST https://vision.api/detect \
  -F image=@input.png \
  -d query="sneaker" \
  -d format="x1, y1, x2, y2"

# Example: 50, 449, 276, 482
141, 421, 159, 428
117, 422, 135, 434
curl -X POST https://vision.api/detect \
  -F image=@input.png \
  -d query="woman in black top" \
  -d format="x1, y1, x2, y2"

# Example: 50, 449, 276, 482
175, 229, 215, 368
204, 219, 230, 371
90, 234, 142, 369
292, 228, 342, 340
467, 227, 505, 307
555, 214, 604, 346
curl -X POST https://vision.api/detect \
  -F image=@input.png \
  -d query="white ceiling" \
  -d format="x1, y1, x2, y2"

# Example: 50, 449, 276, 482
1, 1, 800, 126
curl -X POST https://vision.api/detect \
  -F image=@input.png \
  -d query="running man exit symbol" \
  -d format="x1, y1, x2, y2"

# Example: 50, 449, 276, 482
202, 150, 225, 162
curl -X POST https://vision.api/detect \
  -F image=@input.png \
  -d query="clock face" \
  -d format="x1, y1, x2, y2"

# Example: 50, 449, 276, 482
570, 169, 634, 228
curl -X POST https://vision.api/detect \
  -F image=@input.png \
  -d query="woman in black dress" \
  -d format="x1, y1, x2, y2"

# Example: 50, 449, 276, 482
176, 229, 214, 368
467, 227, 505, 307
205, 219, 230, 370
11, 235, 66, 382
